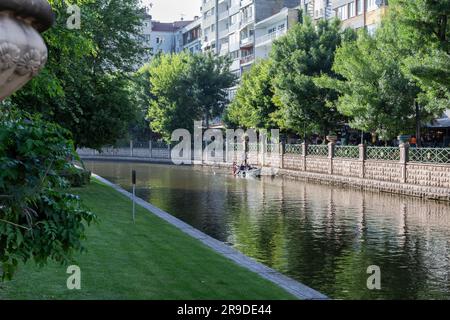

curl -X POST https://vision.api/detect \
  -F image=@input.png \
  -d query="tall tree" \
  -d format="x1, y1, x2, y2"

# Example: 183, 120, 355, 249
187, 52, 236, 128
316, 27, 421, 141
270, 16, 355, 137
317, 0, 449, 141
392, 0, 450, 114
147, 53, 197, 141
147, 52, 235, 140
224, 59, 277, 129
10, 0, 145, 149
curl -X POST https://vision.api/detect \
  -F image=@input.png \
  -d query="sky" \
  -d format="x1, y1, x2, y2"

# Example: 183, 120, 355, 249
143, 0, 202, 22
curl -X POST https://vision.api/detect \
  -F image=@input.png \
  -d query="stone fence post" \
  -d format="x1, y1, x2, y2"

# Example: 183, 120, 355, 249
149, 140, 153, 158
260, 137, 266, 167
359, 144, 366, 179
399, 143, 409, 183
328, 142, 335, 175
301, 143, 307, 171
168, 143, 171, 160
225, 141, 229, 164
130, 140, 133, 157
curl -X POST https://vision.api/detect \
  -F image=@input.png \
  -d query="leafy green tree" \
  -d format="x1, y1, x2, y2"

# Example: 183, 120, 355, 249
128, 64, 157, 141
316, 28, 421, 141
86, 0, 146, 73
317, 0, 449, 141
147, 53, 197, 140
270, 16, 355, 137
147, 52, 235, 140
391, 0, 450, 114
10, 0, 145, 149
188, 52, 236, 128
392, 0, 450, 53
0, 111, 96, 280
224, 59, 277, 129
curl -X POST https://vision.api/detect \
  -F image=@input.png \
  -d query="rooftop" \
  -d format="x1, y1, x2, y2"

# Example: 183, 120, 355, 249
152, 20, 193, 32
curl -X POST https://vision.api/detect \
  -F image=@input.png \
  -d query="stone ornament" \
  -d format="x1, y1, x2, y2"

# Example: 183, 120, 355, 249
0, 0, 54, 101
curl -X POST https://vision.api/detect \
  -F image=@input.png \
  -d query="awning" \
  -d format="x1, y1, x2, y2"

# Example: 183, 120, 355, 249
427, 117, 450, 128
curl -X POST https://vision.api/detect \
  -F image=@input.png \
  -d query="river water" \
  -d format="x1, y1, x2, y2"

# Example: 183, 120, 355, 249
84, 160, 450, 299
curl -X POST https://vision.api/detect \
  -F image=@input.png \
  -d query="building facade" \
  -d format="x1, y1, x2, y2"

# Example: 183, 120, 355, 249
200, 0, 302, 99
138, 15, 194, 62
300, 0, 388, 34
176, 18, 203, 54
332, 0, 388, 34
254, 7, 300, 60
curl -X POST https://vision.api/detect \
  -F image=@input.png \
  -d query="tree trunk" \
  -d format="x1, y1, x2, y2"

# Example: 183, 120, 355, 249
416, 100, 422, 147
205, 112, 209, 129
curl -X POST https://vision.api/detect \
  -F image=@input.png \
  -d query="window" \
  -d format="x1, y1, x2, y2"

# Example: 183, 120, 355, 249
278, 23, 285, 31
229, 32, 239, 45
337, 6, 348, 20
366, 0, 377, 12
356, 0, 363, 15
268, 27, 276, 34
229, 50, 239, 60
156, 37, 162, 44
230, 13, 239, 25
241, 5, 253, 22
349, 2, 355, 17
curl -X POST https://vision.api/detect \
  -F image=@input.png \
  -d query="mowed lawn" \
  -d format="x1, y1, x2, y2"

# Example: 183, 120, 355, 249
0, 179, 296, 300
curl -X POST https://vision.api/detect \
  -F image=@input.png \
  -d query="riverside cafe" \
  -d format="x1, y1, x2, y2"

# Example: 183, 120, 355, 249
423, 111, 450, 148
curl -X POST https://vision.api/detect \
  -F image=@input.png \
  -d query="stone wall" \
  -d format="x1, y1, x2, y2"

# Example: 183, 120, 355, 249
407, 163, 450, 189
78, 142, 450, 201
305, 156, 329, 174
283, 154, 304, 171
332, 159, 361, 178
364, 160, 403, 183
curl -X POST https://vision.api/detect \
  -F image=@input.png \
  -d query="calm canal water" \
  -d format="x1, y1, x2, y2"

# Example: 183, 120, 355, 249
85, 160, 450, 299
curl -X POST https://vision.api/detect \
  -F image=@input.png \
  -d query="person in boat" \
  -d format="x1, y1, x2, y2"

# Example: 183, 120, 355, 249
232, 162, 238, 176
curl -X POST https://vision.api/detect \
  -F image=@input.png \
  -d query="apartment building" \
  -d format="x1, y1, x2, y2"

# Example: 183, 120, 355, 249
149, 20, 193, 55
254, 7, 300, 60
300, 0, 334, 20
138, 15, 194, 62
139, 14, 153, 61
332, 0, 388, 34
201, 0, 301, 100
176, 18, 203, 54
300, 0, 388, 33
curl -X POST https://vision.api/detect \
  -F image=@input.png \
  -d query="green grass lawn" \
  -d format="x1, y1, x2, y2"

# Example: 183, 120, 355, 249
0, 179, 296, 300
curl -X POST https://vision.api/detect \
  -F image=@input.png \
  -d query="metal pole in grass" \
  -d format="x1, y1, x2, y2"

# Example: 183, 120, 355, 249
132, 170, 136, 223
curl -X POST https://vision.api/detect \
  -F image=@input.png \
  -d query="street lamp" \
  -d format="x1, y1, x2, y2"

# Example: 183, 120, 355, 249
0, 0, 54, 101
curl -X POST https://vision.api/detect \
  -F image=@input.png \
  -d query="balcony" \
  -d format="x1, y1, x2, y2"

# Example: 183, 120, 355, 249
218, 9, 229, 21
240, 35, 254, 48
219, 28, 229, 39
240, 15, 255, 28
228, 22, 239, 33
219, 42, 229, 55
240, 54, 254, 65
240, 0, 253, 7
203, 14, 215, 27
255, 28, 287, 47
202, 0, 215, 12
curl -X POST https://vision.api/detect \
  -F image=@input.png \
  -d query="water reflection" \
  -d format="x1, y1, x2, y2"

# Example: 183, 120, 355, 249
85, 160, 450, 299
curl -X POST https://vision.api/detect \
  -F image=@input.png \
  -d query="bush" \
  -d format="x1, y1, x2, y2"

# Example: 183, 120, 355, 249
0, 111, 96, 280
61, 166, 92, 188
